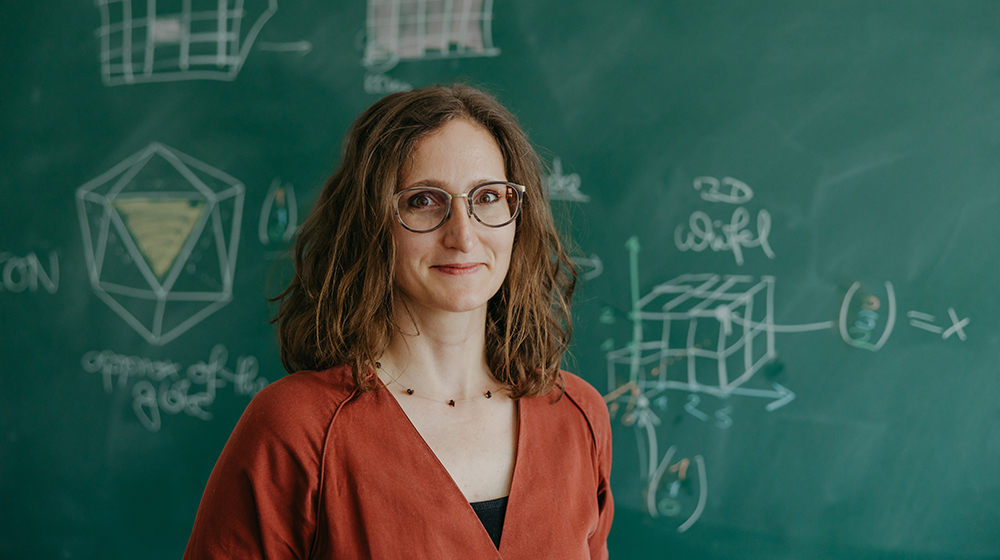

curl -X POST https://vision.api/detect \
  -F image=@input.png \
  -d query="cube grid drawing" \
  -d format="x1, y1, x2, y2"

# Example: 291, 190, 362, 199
606, 273, 777, 397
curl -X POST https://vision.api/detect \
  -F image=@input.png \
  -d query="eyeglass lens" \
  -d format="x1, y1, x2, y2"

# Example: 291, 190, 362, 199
396, 183, 519, 232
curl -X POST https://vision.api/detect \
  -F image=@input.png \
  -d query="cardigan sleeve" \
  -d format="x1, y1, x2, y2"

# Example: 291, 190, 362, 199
183, 374, 337, 559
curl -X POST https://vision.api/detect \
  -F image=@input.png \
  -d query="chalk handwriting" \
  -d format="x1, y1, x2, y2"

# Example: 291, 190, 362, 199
684, 394, 710, 421
364, 73, 413, 94
81, 344, 267, 432
839, 281, 897, 351
684, 394, 733, 429
646, 444, 708, 532
846, 294, 883, 349
81, 350, 182, 392
545, 157, 590, 202
674, 207, 775, 265
907, 308, 969, 341
693, 176, 754, 204
0, 251, 58, 293
713, 406, 733, 429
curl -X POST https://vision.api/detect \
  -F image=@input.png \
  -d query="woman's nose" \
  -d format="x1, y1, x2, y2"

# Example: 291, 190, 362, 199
441, 197, 476, 251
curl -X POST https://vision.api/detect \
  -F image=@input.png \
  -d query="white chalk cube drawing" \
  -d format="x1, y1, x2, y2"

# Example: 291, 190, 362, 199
96, 0, 278, 85
609, 274, 777, 395
76, 143, 244, 345
363, 0, 500, 71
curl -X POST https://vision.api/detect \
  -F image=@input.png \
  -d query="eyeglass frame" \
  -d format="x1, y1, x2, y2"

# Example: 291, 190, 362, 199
392, 181, 526, 233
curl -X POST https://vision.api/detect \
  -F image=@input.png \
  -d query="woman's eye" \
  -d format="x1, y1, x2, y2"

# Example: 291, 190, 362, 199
474, 190, 501, 204
407, 192, 441, 209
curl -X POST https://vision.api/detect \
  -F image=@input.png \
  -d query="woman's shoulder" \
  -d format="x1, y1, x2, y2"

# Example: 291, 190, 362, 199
238, 365, 359, 435
530, 371, 611, 439
560, 371, 609, 419
254, 365, 356, 404
256, 365, 356, 400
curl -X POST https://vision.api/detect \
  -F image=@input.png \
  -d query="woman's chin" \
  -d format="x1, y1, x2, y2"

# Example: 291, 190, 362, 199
429, 298, 490, 316
398, 292, 492, 318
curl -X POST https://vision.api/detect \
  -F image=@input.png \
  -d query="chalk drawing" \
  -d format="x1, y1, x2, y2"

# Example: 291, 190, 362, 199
646, 448, 707, 532
362, 0, 501, 72
364, 73, 414, 94
676, 176, 772, 265
81, 344, 266, 432
837, 281, 896, 351
604, 238, 962, 414
604, 268, 807, 404
603, 385, 708, 530
907, 309, 969, 341
601, 237, 837, 527
694, 176, 754, 204
603, 235, 970, 524
76, 142, 244, 345
96, 0, 278, 85
607, 238, 820, 406
545, 157, 590, 203
571, 254, 603, 281
608, 240, 966, 404
547, 158, 597, 278
675, 207, 775, 266
0, 251, 58, 293
258, 178, 297, 245
256, 40, 312, 53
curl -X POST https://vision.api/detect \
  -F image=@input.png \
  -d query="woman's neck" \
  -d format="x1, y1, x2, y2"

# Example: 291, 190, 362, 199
378, 299, 496, 400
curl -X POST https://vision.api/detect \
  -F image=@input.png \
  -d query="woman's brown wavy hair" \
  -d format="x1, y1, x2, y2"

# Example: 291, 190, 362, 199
271, 84, 576, 399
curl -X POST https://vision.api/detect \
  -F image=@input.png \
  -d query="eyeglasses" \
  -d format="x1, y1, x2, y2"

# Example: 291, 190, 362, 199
393, 181, 526, 233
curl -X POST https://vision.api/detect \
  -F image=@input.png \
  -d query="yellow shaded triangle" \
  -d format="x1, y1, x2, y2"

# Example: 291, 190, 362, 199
113, 198, 206, 279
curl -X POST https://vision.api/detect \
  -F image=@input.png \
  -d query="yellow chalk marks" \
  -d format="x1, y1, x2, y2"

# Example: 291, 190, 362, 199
114, 198, 206, 279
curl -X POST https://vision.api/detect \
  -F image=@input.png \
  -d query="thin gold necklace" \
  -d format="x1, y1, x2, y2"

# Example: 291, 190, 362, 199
376, 361, 495, 407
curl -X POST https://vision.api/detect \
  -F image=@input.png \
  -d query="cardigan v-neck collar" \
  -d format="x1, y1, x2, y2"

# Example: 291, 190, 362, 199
374, 381, 524, 557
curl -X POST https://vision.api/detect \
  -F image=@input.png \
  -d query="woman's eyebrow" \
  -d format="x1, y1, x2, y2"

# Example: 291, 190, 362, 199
405, 178, 446, 188
398, 178, 446, 191
400, 178, 504, 191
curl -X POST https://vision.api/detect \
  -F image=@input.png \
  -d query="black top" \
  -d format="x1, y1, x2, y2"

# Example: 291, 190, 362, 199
469, 496, 509, 549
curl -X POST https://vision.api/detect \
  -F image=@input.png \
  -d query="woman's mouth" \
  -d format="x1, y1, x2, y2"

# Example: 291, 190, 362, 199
432, 263, 482, 275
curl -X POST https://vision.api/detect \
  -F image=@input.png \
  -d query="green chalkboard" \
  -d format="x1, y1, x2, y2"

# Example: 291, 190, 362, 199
2, 1, 999, 558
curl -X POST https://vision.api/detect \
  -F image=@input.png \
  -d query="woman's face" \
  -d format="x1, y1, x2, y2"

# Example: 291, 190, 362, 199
391, 118, 515, 320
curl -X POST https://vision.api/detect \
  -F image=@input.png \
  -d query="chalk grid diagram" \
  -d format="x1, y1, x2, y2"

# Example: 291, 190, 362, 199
363, 0, 500, 71
606, 273, 780, 400
604, 238, 845, 416
96, 0, 278, 85
76, 142, 244, 345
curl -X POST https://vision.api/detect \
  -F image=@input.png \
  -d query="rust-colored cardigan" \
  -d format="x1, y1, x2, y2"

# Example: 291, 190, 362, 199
183, 366, 614, 559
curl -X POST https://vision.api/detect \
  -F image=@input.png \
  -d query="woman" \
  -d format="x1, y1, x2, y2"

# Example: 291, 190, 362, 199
184, 84, 613, 559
